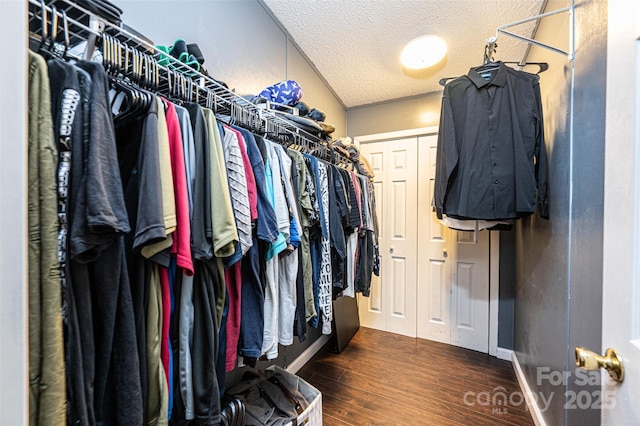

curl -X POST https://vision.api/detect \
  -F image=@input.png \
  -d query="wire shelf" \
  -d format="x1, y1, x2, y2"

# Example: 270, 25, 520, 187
28, 0, 354, 166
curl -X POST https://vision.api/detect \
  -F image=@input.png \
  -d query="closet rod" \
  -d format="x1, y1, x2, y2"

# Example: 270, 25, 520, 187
28, 0, 100, 48
28, 0, 355, 168
100, 18, 352, 165
490, 5, 574, 62
93, 4, 347, 158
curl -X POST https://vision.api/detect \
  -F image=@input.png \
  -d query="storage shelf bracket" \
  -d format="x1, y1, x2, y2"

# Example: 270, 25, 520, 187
489, 5, 575, 62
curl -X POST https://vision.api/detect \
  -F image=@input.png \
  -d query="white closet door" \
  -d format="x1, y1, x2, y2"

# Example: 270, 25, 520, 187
358, 132, 491, 352
416, 134, 490, 353
358, 137, 418, 338
416, 135, 451, 343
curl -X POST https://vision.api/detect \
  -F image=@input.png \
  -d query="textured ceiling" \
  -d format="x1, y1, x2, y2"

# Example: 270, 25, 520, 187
261, 0, 545, 108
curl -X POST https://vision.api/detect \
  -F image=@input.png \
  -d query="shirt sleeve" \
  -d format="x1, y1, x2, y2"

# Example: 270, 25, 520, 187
133, 98, 167, 252
203, 110, 238, 258
434, 89, 459, 219
532, 78, 549, 219
187, 103, 214, 261
72, 63, 131, 262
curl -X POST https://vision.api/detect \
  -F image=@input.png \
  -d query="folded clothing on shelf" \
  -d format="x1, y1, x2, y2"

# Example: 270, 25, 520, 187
155, 38, 228, 88
252, 83, 335, 138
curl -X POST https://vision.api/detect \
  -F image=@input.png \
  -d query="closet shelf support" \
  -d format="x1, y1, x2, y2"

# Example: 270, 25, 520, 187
490, 5, 574, 62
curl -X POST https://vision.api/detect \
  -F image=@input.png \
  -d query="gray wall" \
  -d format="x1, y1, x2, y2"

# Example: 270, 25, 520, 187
498, 232, 515, 349
287, 40, 347, 136
347, 92, 442, 137
515, 1, 606, 425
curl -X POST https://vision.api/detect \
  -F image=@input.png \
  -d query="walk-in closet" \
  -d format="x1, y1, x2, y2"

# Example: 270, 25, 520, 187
1, 1, 638, 425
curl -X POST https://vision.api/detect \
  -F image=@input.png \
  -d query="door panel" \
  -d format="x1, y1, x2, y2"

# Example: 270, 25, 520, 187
385, 139, 418, 336
391, 257, 407, 316
392, 181, 407, 237
455, 262, 474, 328
417, 136, 452, 343
417, 134, 490, 352
358, 137, 418, 337
369, 273, 383, 314
451, 230, 489, 352
426, 259, 449, 342
601, 3, 640, 423
428, 260, 446, 323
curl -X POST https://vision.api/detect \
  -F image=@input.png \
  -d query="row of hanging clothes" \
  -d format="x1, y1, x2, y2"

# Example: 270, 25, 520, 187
435, 39, 550, 232
26, 2, 379, 425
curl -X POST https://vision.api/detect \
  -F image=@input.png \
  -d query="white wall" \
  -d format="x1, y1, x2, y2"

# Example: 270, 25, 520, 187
0, 0, 28, 424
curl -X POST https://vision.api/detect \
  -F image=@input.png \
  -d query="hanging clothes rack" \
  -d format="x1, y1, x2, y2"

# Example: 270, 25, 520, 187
438, 5, 573, 88
28, 0, 354, 167
490, 4, 574, 62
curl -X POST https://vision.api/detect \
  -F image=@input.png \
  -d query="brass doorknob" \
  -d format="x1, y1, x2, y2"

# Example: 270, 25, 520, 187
575, 347, 624, 382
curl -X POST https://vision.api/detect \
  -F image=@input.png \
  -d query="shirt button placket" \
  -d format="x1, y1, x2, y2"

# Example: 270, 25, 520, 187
488, 105, 498, 189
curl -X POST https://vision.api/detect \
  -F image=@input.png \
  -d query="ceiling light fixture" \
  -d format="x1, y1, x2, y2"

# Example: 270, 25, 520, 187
401, 35, 447, 70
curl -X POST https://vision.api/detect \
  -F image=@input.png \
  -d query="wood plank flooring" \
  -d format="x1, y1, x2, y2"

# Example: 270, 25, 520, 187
297, 327, 534, 426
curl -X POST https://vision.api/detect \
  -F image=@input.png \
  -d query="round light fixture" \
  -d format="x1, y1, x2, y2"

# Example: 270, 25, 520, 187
401, 35, 447, 70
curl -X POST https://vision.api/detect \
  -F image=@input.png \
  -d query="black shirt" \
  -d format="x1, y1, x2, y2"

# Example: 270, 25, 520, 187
73, 61, 142, 426
435, 62, 549, 220
185, 102, 214, 261
326, 164, 347, 292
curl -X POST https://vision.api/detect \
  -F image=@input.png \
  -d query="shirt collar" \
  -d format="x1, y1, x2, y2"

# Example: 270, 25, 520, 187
467, 61, 508, 88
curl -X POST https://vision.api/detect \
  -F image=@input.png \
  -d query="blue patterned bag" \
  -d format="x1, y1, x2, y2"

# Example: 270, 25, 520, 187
255, 80, 303, 106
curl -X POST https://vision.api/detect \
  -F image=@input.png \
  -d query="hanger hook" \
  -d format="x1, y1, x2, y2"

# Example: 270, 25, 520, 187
128, 46, 135, 81
109, 36, 117, 74
149, 55, 155, 91
137, 50, 144, 85
116, 39, 124, 75
61, 9, 69, 58
143, 53, 150, 89
106, 36, 115, 74
38, 0, 48, 51
124, 44, 131, 78
129, 47, 136, 82
101, 33, 109, 71
138, 52, 145, 88
154, 57, 160, 91
48, 5, 58, 53
136, 50, 143, 85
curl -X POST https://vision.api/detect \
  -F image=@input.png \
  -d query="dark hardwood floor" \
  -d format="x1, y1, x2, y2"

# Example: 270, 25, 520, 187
297, 327, 534, 426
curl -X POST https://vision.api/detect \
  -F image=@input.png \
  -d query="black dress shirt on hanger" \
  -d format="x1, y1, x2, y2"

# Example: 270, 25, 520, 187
434, 61, 549, 221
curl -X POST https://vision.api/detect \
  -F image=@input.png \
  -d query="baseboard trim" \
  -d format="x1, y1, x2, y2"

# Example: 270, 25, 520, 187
285, 334, 331, 374
496, 347, 514, 361
511, 352, 547, 426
